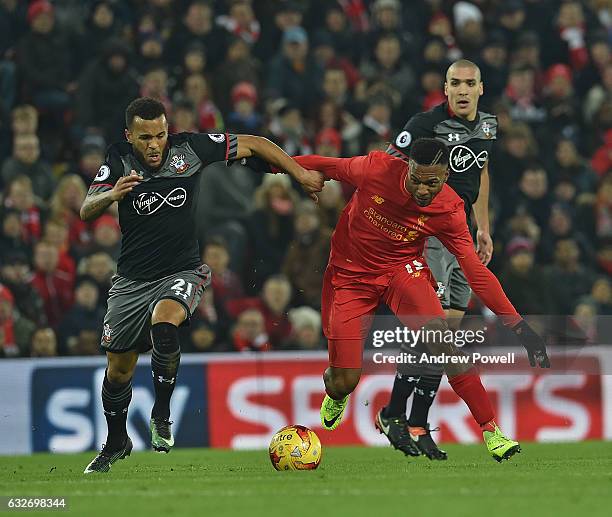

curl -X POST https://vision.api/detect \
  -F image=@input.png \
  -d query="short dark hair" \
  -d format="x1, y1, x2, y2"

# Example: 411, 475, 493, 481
410, 138, 449, 166
125, 97, 166, 128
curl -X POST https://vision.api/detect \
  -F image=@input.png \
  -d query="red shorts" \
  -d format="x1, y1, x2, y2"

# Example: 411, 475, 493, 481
321, 263, 445, 369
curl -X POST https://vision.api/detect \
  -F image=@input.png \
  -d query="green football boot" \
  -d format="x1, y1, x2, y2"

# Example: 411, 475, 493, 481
320, 394, 349, 430
484, 424, 521, 462
150, 417, 174, 453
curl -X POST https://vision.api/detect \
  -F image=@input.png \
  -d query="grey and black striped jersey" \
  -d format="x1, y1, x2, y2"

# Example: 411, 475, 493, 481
387, 102, 497, 219
88, 132, 238, 281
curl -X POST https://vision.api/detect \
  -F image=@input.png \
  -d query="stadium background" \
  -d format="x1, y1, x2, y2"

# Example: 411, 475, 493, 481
0, 0, 611, 454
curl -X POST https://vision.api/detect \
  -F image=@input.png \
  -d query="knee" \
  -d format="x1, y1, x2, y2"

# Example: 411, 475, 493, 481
422, 318, 456, 356
151, 300, 186, 327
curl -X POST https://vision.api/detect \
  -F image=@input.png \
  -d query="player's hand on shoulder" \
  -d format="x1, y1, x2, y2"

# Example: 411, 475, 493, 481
109, 170, 143, 202
512, 320, 551, 368
297, 169, 326, 202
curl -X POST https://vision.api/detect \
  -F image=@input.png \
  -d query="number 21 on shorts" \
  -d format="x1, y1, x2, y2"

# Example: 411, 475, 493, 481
171, 278, 193, 300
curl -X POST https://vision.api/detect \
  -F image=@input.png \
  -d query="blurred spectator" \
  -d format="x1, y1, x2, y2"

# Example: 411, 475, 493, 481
189, 288, 229, 348
267, 103, 312, 155
320, 67, 362, 119
228, 275, 293, 347
266, 26, 324, 111
76, 39, 139, 142
311, 31, 361, 92
166, 1, 226, 69
29, 327, 57, 357
0, 283, 36, 357
0, 209, 31, 262
0, 251, 46, 327
140, 66, 172, 116
31, 241, 75, 328
170, 99, 198, 134
78, 1, 124, 66
185, 320, 229, 353
203, 236, 244, 311
584, 62, 612, 127
314, 99, 361, 156
42, 218, 76, 279
544, 238, 597, 314
552, 138, 598, 194
49, 175, 89, 251
360, 96, 392, 151
503, 64, 547, 124
3, 175, 42, 246
74, 134, 106, 187
231, 308, 270, 352
254, 1, 304, 61
226, 82, 263, 134
499, 237, 553, 314
11, 105, 38, 136
182, 73, 224, 131
285, 306, 324, 350
1, 134, 55, 200
58, 275, 103, 355
90, 214, 121, 260
577, 32, 609, 96
312, 2, 355, 61
80, 251, 114, 300
248, 174, 298, 289
213, 36, 261, 115
136, 32, 165, 74
497, 1, 527, 50
478, 32, 508, 103
454, 1, 485, 60
17, 0, 76, 113
542, 64, 582, 144
283, 200, 331, 308
71, 329, 101, 356
216, 0, 260, 45
360, 33, 414, 107
491, 122, 539, 196
591, 277, 612, 315
546, 1, 589, 71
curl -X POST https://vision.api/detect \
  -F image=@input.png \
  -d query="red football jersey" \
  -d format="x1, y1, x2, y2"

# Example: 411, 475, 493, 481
294, 151, 520, 323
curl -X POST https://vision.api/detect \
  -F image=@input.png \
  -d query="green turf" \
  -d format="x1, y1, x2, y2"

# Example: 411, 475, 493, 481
0, 442, 611, 517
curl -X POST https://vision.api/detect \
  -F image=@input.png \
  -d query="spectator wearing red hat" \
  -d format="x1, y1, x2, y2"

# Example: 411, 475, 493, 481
542, 63, 581, 147
17, 0, 76, 114
90, 214, 121, 260
226, 81, 263, 134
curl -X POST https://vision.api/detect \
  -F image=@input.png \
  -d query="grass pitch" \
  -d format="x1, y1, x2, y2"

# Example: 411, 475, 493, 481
0, 442, 610, 517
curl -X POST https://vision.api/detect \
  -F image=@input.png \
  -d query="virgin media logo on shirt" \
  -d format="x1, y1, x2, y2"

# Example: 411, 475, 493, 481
450, 145, 488, 173
133, 187, 187, 215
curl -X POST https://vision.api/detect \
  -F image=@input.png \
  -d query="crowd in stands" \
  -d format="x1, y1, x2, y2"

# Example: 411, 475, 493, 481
0, 0, 610, 357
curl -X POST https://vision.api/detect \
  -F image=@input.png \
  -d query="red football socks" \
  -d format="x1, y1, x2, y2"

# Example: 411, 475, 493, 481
448, 370, 495, 426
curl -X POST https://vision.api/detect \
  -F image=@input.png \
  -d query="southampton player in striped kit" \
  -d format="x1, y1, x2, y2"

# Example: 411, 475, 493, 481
82, 97, 324, 473
376, 59, 498, 460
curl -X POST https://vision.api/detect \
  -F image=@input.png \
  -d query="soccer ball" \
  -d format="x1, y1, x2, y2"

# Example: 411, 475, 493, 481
269, 425, 322, 471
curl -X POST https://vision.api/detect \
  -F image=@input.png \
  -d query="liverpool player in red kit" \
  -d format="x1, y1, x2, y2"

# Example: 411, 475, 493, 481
287, 138, 550, 461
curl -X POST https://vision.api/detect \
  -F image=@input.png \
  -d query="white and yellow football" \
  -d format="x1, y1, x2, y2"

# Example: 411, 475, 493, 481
269, 425, 322, 471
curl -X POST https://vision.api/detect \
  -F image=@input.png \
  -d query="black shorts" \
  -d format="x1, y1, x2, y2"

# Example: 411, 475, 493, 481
100, 265, 211, 353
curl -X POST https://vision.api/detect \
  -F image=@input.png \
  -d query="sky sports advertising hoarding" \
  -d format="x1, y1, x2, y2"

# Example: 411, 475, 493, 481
0, 349, 611, 455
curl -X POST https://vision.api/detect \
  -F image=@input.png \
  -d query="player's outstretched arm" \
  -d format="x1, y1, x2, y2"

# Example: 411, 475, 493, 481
235, 135, 325, 200
438, 212, 550, 368
80, 171, 142, 221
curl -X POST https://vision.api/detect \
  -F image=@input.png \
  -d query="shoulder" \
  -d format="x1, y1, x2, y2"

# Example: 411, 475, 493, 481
477, 111, 498, 140
436, 184, 465, 212
107, 141, 132, 160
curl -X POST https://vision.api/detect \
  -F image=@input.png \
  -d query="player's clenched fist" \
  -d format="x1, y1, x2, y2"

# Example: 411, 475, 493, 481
297, 169, 326, 202
110, 170, 143, 202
